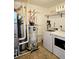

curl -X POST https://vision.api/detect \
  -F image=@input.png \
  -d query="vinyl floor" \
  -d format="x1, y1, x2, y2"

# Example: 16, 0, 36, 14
16, 45, 59, 59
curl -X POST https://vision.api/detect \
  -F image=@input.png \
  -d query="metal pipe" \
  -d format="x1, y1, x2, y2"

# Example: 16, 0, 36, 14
19, 5, 29, 43
19, 19, 29, 43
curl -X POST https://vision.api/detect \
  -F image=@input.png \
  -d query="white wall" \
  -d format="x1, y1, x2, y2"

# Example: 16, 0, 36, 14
48, 15, 65, 31
47, 2, 65, 31
26, 3, 48, 42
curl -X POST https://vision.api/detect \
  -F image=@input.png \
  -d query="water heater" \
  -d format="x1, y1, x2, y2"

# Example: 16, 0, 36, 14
28, 26, 38, 51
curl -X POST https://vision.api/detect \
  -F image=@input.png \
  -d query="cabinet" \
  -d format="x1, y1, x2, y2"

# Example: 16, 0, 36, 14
43, 31, 53, 52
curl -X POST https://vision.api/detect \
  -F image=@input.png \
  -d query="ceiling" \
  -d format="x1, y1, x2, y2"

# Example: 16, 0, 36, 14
15, 0, 64, 8
30, 0, 64, 8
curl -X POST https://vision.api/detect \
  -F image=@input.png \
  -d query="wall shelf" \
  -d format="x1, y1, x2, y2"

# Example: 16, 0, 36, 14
45, 11, 65, 18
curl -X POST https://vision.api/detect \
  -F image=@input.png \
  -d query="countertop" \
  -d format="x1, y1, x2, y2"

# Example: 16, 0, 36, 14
47, 30, 65, 38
